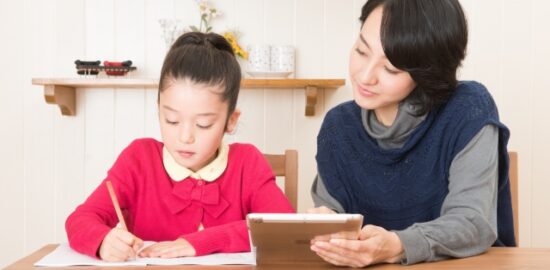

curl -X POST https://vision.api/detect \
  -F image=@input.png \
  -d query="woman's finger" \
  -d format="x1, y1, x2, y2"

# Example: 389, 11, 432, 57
311, 241, 365, 267
329, 238, 363, 251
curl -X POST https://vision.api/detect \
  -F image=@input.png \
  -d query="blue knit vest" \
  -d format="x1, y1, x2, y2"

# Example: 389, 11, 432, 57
316, 81, 515, 246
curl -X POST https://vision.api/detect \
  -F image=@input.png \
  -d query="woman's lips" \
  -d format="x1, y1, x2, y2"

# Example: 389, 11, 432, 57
357, 85, 377, 97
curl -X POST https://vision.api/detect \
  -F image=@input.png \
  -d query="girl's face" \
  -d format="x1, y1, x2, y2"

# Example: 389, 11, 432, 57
349, 6, 417, 126
159, 78, 239, 172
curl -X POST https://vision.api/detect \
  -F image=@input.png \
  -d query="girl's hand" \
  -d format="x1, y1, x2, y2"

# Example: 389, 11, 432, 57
99, 228, 143, 262
138, 238, 196, 258
306, 206, 337, 214
310, 224, 404, 268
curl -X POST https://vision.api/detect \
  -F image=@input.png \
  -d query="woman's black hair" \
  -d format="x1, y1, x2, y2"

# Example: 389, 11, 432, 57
158, 31, 241, 117
360, 0, 468, 115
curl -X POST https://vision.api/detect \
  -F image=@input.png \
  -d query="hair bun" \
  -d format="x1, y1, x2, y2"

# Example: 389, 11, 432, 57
171, 32, 234, 56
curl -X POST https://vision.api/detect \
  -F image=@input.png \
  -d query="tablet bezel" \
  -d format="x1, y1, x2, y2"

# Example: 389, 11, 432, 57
247, 213, 363, 265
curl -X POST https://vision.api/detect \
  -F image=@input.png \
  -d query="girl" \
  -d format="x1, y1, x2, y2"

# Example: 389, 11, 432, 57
308, 0, 514, 267
66, 32, 295, 262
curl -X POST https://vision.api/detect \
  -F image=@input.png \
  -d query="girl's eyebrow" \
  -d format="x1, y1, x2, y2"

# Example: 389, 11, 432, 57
197, 112, 217, 117
162, 105, 217, 117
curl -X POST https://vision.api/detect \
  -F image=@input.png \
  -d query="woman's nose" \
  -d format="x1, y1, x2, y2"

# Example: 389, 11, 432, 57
359, 63, 378, 85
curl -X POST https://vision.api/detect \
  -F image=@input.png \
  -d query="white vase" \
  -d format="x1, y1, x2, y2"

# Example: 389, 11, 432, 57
158, 19, 187, 50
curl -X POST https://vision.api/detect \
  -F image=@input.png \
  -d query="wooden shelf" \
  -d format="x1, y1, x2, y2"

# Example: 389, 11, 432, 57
32, 78, 345, 116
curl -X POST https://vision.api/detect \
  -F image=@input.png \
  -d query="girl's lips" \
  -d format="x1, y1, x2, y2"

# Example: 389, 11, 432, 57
177, 151, 195, 158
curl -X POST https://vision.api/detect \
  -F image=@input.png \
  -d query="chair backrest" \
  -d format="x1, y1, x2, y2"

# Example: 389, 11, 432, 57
264, 150, 298, 210
508, 151, 519, 245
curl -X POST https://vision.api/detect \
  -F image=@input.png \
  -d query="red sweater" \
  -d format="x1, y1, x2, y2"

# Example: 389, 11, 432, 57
66, 138, 295, 257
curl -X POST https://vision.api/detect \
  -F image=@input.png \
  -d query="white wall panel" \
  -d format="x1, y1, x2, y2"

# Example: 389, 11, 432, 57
144, 0, 173, 76
21, 0, 57, 260
233, 0, 266, 148
323, 0, 354, 121
530, 0, 550, 248
83, 0, 115, 194
462, 1, 503, 102
0, 0, 26, 267
292, 0, 325, 210
143, 0, 171, 142
52, 0, 86, 245
144, 89, 161, 140
113, 0, 146, 155
263, 0, 294, 154
213, 0, 236, 32
174, 0, 198, 25
498, 0, 534, 247
457, 0, 477, 81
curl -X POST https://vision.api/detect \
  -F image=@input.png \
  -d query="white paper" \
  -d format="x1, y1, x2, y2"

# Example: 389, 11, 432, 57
34, 243, 256, 267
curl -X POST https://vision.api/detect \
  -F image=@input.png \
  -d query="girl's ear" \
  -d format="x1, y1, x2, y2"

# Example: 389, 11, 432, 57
225, 108, 241, 134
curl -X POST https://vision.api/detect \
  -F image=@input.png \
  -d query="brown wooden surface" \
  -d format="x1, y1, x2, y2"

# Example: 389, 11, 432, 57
31, 78, 345, 116
264, 150, 298, 210
44, 85, 76, 116
31, 78, 345, 90
33, 78, 159, 88
305, 86, 318, 116
509, 151, 519, 244
5, 245, 550, 270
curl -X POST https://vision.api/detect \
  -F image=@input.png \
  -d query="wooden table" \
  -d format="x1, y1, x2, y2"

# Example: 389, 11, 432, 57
5, 245, 550, 269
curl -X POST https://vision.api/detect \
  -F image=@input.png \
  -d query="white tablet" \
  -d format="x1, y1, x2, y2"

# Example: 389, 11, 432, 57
247, 213, 363, 265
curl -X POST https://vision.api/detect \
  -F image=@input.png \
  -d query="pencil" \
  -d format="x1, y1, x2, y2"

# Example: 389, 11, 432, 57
106, 180, 128, 231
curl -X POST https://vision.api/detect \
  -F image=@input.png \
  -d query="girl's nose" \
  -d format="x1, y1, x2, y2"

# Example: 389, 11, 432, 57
179, 125, 195, 144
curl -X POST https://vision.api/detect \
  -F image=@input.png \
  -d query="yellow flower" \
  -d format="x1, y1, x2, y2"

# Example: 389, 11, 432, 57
223, 32, 248, 60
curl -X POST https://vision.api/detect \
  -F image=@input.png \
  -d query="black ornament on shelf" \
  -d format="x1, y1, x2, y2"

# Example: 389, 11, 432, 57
75, 59, 136, 76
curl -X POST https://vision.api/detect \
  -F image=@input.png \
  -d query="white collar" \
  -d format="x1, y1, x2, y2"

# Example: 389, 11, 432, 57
162, 143, 229, 182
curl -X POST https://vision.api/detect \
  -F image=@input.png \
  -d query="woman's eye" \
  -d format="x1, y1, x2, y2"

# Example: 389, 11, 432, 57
385, 67, 400, 75
355, 47, 366, 56
165, 120, 178, 125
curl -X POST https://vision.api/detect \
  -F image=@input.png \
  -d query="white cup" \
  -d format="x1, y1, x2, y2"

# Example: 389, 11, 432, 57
247, 45, 271, 72
270, 45, 295, 73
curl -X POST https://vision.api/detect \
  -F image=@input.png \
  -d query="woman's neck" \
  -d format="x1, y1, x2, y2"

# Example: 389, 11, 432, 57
374, 104, 399, 127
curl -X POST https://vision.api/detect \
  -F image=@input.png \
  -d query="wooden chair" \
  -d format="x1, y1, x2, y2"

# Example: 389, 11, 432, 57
264, 150, 298, 210
508, 151, 519, 245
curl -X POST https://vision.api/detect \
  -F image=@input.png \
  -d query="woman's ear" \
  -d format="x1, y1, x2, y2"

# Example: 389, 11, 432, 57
225, 108, 241, 134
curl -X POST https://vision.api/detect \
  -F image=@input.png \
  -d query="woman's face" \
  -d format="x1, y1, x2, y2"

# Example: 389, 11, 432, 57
349, 6, 416, 125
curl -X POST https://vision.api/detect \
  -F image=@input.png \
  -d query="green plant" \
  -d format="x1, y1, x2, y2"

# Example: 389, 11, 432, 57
189, 0, 221, 33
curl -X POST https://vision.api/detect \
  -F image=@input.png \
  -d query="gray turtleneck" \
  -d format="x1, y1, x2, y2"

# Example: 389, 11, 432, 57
311, 100, 499, 265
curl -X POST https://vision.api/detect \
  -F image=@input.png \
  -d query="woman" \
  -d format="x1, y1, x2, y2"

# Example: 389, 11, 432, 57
309, 0, 515, 267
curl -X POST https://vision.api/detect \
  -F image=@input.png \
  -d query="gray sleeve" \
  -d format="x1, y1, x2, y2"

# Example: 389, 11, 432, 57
311, 174, 345, 213
395, 124, 499, 265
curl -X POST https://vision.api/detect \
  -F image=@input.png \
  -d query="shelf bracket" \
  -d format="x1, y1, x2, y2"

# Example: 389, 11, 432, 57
305, 86, 318, 116
44, 85, 76, 116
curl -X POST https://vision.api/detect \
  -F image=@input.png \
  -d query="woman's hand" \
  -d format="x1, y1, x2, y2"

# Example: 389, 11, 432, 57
99, 228, 143, 262
138, 238, 196, 258
310, 224, 404, 268
306, 206, 337, 214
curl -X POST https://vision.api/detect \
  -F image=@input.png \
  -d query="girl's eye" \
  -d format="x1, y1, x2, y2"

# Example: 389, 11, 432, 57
197, 124, 213, 129
165, 120, 178, 125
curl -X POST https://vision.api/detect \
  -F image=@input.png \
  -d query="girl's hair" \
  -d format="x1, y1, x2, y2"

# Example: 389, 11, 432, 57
360, 0, 468, 115
158, 31, 241, 116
